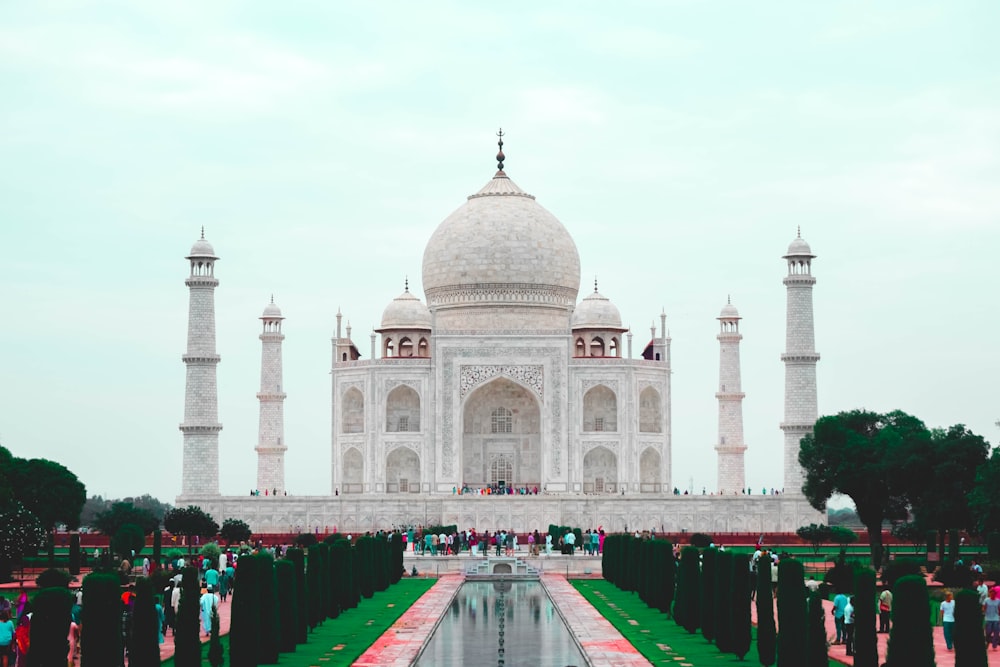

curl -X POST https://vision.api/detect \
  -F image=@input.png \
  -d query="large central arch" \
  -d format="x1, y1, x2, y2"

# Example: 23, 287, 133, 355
461, 377, 541, 488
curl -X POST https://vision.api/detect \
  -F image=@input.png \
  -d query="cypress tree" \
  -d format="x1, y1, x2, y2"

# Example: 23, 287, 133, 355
676, 546, 700, 633
153, 530, 163, 566
954, 588, 988, 667
229, 553, 261, 667
129, 577, 161, 667
325, 540, 339, 620
375, 538, 389, 592
714, 550, 733, 653
275, 559, 298, 653
806, 589, 828, 667
316, 542, 331, 620
174, 565, 203, 667
257, 551, 280, 664
81, 571, 122, 667
886, 574, 935, 667
330, 540, 349, 616
355, 536, 375, 599
853, 568, 878, 667
755, 558, 776, 667
350, 544, 362, 607
285, 547, 308, 643
69, 533, 81, 575
776, 558, 807, 667
659, 541, 676, 616
208, 605, 224, 667
390, 532, 404, 584
730, 553, 752, 661
700, 547, 717, 642
306, 547, 322, 628
27, 586, 72, 667
601, 534, 619, 586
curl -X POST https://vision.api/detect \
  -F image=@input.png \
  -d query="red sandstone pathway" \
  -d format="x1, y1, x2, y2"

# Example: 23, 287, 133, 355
152, 594, 232, 664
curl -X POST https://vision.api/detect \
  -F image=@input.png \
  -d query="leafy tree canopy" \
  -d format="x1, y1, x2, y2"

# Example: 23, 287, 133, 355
907, 424, 989, 536
112, 523, 145, 558
970, 447, 1000, 534
6, 456, 86, 531
800, 409, 930, 569
796, 523, 833, 554
829, 526, 858, 546
164, 506, 219, 543
0, 501, 46, 562
94, 502, 159, 536
220, 518, 252, 545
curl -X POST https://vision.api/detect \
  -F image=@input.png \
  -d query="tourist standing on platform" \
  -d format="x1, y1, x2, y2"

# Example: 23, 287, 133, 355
984, 588, 1000, 649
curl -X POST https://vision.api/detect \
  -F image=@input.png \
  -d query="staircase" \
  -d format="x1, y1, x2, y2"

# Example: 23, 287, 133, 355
465, 556, 539, 580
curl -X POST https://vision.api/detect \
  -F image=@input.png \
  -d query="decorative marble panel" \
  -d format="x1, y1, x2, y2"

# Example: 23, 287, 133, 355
460, 365, 543, 399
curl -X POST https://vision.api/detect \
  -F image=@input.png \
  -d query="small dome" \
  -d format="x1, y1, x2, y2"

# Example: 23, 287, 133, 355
719, 302, 740, 319
379, 288, 431, 330
572, 289, 623, 330
784, 236, 814, 258
187, 235, 217, 259
261, 299, 283, 319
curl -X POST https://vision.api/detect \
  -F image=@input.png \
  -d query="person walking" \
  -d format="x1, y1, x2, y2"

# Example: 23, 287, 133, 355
878, 586, 893, 633
832, 591, 848, 645
940, 590, 956, 651
843, 596, 856, 656
0, 610, 13, 667
984, 588, 1000, 650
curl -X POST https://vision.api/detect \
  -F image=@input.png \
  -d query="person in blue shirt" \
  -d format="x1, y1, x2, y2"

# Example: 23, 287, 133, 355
832, 591, 849, 645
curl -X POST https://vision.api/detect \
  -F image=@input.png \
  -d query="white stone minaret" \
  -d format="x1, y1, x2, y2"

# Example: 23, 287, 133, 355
255, 296, 287, 494
715, 298, 746, 493
180, 229, 222, 497
781, 229, 820, 494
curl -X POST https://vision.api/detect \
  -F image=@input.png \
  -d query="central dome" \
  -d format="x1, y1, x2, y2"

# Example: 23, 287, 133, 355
421, 169, 581, 330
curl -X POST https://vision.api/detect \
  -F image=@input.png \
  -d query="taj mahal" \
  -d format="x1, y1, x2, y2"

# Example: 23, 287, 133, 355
177, 136, 824, 534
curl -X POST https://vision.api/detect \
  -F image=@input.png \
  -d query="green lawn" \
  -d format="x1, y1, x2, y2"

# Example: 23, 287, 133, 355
160, 578, 436, 667
571, 579, 839, 666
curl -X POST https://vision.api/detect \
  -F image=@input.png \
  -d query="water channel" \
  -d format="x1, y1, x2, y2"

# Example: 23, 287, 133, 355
414, 580, 586, 667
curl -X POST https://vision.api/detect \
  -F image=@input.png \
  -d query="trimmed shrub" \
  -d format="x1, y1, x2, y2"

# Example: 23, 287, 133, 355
355, 536, 375, 599
714, 550, 733, 652
756, 559, 776, 666
935, 563, 975, 589
112, 522, 145, 559
700, 547, 717, 642
129, 577, 161, 667
229, 553, 261, 667
285, 548, 308, 644
988, 532, 1000, 560
295, 533, 318, 548
306, 547, 322, 628
374, 539, 389, 592
954, 588, 988, 667
325, 540, 339, 620
153, 530, 162, 566
35, 568, 71, 589
208, 605, 224, 667
776, 558, 807, 667
882, 557, 923, 590
390, 532, 404, 584
729, 553, 751, 661
174, 566, 202, 667
886, 574, 935, 667
659, 541, 676, 616
330, 540, 350, 616
675, 546, 700, 633
690, 533, 713, 548
949, 528, 961, 564
853, 568, 878, 667
27, 586, 73, 667
258, 551, 280, 664
275, 559, 298, 652
81, 571, 122, 666
806, 589, 827, 666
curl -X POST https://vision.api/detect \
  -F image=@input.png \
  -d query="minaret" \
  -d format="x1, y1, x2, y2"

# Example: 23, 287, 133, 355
180, 229, 222, 497
715, 297, 746, 493
256, 296, 287, 494
781, 229, 820, 494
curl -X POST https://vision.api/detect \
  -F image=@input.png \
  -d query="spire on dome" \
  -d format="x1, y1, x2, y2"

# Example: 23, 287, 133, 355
594, 276, 599, 293
797, 225, 801, 239
405, 276, 409, 292
496, 127, 505, 170
200, 226, 205, 240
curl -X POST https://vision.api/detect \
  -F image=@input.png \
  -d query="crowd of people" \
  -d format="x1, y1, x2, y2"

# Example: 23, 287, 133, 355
398, 526, 607, 557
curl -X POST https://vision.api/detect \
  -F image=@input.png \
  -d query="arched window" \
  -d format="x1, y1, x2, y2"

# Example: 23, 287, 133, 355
490, 455, 513, 485
399, 337, 413, 357
418, 338, 429, 357
384, 338, 395, 357
491, 407, 513, 434
609, 337, 619, 357
575, 338, 586, 357
590, 337, 605, 357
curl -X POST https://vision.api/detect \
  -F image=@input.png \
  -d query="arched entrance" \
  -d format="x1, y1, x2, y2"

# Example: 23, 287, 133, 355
461, 377, 541, 488
583, 446, 617, 494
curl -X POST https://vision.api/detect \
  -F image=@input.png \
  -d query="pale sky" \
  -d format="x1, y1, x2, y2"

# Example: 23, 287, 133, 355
2, 1, 997, 505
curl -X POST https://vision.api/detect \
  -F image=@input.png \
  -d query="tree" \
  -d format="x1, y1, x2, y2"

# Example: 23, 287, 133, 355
908, 425, 988, 553
6, 457, 86, 531
220, 517, 252, 545
800, 409, 929, 569
891, 521, 925, 554
829, 526, 859, 547
164, 505, 219, 552
94, 501, 159, 537
285, 547, 308, 644
0, 501, 46, 583
112, 523, 146, 559
676, 546, 700, 634
805, 589, 827, 666
258, 551, 280, 664
776, 558, 806, 667
796, 523, 833, 555
27, 586, 73, 667
729, 554, 751, 661
81, 571, 122, 666
853, 568, 878, 667
230, 554, 261, 667
714, 550, 733, 654
275, 558, 298, 652
954, 589, 988, 667
886, 575, 935, 667
700, 547, 717, 642
968, 444, 1000, 535
208, 605, 225, 667
173, 566, 202, 667
355, 536, 375, 600
129, 577, 161, 667
756, 558, 776, 666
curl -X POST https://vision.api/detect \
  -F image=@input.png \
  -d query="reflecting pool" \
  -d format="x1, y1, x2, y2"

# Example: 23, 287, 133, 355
414, 581, 585, 667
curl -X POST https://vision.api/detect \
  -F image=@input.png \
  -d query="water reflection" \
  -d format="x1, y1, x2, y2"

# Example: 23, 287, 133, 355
414, 581, 585, 667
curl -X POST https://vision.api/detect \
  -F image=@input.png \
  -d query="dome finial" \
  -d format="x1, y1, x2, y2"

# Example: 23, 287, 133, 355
405, 275, 409, 292
797, 225, 801, 239
727, 294, 731, 305
200, 226, 205, 240
270, 293, 274, 304
496, 127, 505, 171
594, 276, 599, 293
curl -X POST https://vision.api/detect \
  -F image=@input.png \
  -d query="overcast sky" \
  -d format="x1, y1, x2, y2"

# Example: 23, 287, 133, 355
2, 1, 997, 505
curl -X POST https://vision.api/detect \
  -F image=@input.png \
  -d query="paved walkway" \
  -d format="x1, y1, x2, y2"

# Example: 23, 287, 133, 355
152, 593, 232, 664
